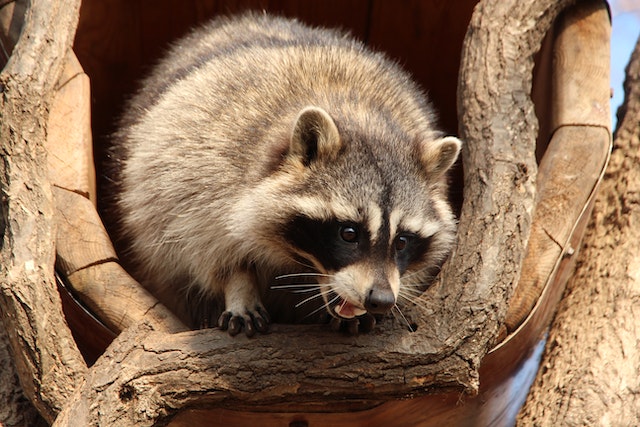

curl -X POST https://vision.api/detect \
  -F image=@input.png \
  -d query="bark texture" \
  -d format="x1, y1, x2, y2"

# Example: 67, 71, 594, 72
0, 0, 86, 424
0, 324, 45, 427
518, 36, 640, 425
430, 0, 580, 374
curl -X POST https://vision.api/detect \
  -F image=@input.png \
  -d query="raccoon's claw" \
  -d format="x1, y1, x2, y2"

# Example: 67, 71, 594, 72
330, 313, 377, 334
218, 306, 270, 337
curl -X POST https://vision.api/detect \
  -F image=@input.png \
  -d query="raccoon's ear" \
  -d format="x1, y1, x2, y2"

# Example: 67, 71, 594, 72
419, 136, 462, 179
289, 106, 342, 165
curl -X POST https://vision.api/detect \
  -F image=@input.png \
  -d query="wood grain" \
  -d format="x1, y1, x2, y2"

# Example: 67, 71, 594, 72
46, 52, 96, 202
0, 0, 87, 423
504, 0, 612, 334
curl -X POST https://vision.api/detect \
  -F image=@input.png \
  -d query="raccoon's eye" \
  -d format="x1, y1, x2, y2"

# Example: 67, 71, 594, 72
339, 225, 358, 243
395, 234, 413, 252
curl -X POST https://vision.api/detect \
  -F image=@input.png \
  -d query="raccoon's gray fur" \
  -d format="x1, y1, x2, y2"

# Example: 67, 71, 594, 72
109, 13, 461, 336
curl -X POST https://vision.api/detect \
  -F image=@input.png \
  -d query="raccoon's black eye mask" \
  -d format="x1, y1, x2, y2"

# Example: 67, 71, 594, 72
395, 233, 432, 274
284, 216, 432, 274
284, 217, 367, 270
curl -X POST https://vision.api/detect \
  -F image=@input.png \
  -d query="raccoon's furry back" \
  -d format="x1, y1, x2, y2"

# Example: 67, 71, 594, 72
108, 13, 458, 327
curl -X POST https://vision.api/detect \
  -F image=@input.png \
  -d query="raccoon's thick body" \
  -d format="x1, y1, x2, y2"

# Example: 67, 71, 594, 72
109, 13, 461, 336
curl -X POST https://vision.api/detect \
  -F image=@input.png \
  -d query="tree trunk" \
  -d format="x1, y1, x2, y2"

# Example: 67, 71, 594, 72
0, 0, 86, 424
518, 36, 640, 425
0, 324, 45, 427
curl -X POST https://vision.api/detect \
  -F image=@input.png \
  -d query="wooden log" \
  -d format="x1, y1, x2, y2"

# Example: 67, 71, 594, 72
0, 0, 87, 423
53, 186, 117, 276
53, 185, 184, 334
0, 1, 43, 424
66, 260, 185, 334
451, 0, 576, 358
505, 0, 612, 334
45, 51, 96, 202
53, 318, 471, 427
38, 43, 185, 342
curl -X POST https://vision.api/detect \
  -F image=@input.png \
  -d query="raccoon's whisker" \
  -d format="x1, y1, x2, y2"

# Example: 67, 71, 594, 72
303, 302, 331, 319
389, 304, 403, 325
294, 288, 330, 308
399, 280, 436, 291
270, 283, 321, 290
397, 292, 424, 305
397, 289, 427, 303
396, 293, 431, 316
393, 304, 415, 332
398, 286, 427, 298
404, 282, 426, 290
401, 276, 435, 288
399, 281, 425, 290
272, 287, 321, 295
274, 272, 333, 280
397, 288, 423, 301
323, 293, 341, 310
401, 270, 425, 281
301, 293, 340, 320
282, 255, 318, 272
401, 269, 439, 283
291, 288, 322, 294
402, 275, 437, 284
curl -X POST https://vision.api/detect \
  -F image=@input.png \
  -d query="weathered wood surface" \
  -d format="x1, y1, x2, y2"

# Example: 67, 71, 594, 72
0, 323, 45, 426
53, 320, 470, 426
504, 0, 612, 334
41, 27, 186, 343
45, 52, 96, 202
518, 33, 640, 426
53, 185, 184, 336
453, 0, 576, 352
0, 2, 42, 424
0, 0, 86, 424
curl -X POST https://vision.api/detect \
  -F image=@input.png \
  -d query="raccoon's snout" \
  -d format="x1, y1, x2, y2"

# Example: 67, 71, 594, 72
364, 287, 396, 314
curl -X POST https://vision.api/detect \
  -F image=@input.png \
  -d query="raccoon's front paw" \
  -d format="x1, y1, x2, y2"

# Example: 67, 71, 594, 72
218, 305, 271, 337
329, 313, 378, 335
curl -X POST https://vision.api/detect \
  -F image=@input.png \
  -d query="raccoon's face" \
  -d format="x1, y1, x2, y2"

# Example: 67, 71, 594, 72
273, 106, 461, 320
283, 208, 447, 319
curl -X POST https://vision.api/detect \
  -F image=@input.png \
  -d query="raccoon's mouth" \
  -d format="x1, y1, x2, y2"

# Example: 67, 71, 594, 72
332, 298, 367, 319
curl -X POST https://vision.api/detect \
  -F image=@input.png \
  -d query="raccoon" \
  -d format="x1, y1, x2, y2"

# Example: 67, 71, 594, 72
108, 13, 461, 337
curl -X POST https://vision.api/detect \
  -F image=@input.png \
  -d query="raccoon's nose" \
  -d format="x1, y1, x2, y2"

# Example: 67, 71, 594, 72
365, 287, 395, 314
